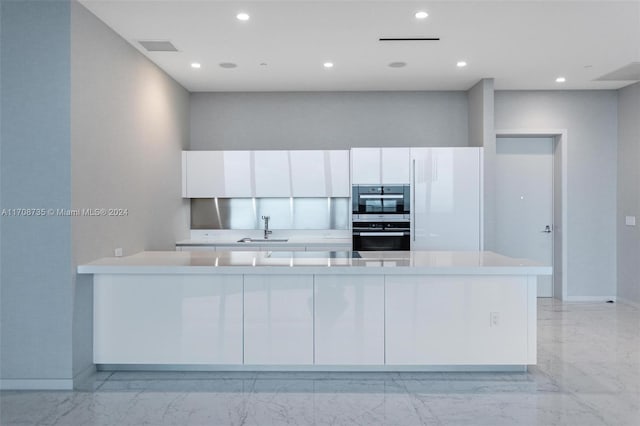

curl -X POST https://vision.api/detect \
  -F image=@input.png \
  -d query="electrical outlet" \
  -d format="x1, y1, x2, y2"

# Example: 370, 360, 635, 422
114, 247, 123, 257
625, 216, 636, 226
490, 312, 500, 327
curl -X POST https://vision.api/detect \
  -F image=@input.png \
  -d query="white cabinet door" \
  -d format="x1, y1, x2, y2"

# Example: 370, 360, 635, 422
221, 151, 253, 197
184, 151, 225, 198
327, 150, 350, 197
411, 147, 481, 250
183, 151, 253, 197
381, 148, 410, 184
94, 274, 243, 364
290, 150, 327, 196
244, 275, 313, 364
254, 151, 292, 197
314, 275, 384, 365
351, 148, 381, 184
385, 275, 529, 365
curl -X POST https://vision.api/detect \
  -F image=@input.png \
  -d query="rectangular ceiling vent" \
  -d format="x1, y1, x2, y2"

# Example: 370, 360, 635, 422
594, 62, 640, 81
379, 37, 440, 42
138, 40, 178, 52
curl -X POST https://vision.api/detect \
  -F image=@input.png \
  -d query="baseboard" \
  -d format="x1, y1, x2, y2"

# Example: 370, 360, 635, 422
0, 379, 73, 390
73, 363, 97, 388
616, 297, 640, 309
564, 296, 617, 302
97, 364, 528, 373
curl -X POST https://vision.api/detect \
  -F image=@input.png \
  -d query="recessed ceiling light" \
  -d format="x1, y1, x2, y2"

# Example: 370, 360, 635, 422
389, 62, 407, 68
323, 62, 334, 68
191, 62, 201, 69
219, 62, 237, 69
236, 12, 250, 21
415, 11, 428, 19
457, 61, 467, 68
556, 76, 566, 83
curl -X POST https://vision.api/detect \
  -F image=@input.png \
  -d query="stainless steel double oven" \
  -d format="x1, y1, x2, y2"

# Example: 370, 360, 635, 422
352, 185, 411, 251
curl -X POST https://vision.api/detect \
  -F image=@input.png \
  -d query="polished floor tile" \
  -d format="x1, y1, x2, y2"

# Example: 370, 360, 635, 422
1, 299, 639, 426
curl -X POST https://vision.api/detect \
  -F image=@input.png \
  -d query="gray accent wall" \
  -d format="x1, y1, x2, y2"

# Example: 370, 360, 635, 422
70, 2, 190, 380
0, 0, 190, 389
190, 92, 469, 150
495, 91, 618, 298
617, 82, 640, 305
1, 0, 73, 387
467, 79, 495, 250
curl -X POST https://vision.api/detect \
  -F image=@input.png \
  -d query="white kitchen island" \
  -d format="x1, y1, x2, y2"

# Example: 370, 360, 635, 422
78, 250, 551, 371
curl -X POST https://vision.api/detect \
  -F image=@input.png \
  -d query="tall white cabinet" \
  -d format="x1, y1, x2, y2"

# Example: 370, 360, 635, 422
411, 147, 482, 250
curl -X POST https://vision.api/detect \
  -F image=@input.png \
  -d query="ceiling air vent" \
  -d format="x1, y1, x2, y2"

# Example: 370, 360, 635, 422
379, 37, 440, 41
138, 40, 178, 52
594, 62, 640, 81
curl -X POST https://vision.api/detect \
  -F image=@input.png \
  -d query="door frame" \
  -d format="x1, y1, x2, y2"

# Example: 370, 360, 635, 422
495, 129, 568, 301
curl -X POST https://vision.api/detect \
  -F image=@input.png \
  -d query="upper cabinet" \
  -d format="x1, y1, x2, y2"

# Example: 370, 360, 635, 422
290, 150, 350, 197
182, 151, 252, 198
351, 148, 381, 184
254, 151, 291, 197
351, 148, 410, 185
381, 148, 411, 184
183, 150, 350, 198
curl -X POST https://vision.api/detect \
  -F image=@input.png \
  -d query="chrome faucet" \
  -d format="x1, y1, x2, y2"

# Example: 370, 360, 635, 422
261, 215, 272, 239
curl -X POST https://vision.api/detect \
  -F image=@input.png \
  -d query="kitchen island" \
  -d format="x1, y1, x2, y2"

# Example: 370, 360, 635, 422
78, 250, 550, 371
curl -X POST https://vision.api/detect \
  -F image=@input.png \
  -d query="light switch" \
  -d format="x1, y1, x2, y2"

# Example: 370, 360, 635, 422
625, 216, 636, 226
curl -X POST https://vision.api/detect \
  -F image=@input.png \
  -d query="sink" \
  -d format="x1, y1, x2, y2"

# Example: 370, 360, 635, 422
237, 238, 289, 243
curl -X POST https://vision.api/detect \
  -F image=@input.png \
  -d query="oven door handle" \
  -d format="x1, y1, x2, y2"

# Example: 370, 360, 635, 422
357, 232, 406, 237
359, 194, 404, 199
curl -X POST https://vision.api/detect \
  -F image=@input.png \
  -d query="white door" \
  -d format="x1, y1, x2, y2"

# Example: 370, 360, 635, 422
495, 137, 554, 297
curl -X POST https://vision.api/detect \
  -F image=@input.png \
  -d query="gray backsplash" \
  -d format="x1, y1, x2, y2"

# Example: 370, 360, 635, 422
191, 198, 350, 230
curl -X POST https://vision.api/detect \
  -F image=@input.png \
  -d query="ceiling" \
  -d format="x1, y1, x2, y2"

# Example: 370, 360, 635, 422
80, 1, 640, 92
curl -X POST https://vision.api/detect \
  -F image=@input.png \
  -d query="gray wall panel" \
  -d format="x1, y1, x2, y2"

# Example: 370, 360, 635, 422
1, 0, 73, 382
190, 91, 469, 150
617, 82, 640, 304
495, 90, 618, 298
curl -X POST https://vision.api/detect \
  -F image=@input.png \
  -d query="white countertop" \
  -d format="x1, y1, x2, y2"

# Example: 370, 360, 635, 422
176, 236, 352, 247
78, 250, 552, 276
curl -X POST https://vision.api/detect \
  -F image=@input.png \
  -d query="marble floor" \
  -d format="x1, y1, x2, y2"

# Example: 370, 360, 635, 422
1, 299, 639, 426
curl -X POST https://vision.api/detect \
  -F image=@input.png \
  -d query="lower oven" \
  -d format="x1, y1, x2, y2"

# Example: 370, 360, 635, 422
352, 220, 411, 251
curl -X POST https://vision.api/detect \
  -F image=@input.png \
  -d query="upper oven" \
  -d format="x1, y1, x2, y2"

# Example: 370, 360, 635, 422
352, 185, 410, 217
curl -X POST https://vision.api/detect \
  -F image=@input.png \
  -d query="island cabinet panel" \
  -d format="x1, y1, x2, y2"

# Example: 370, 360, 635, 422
314, 275, 384, 365
244, 275, 314, 365
384, 275, 530, 365
93, 274, 243, 364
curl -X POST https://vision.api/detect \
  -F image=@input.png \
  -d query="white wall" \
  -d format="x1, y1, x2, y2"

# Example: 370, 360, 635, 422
70, 1, 190, 381
495, 91, 618, 299
191, 91, 469, 150
617, 82, 640, 305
